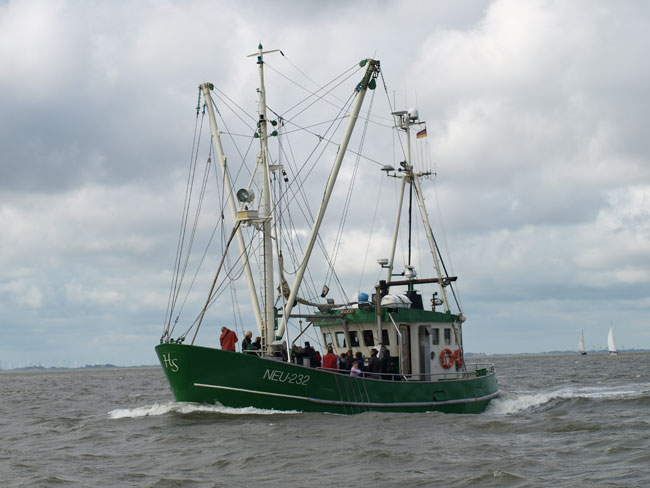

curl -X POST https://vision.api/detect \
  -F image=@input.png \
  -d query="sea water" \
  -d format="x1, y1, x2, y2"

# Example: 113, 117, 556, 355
1, 353, 649, 487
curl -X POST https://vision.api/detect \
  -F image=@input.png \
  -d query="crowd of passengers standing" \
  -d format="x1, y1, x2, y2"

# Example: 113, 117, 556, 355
220, 327, 395, 379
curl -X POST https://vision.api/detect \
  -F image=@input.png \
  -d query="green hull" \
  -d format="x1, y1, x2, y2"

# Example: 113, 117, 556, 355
156, 344, 499, 414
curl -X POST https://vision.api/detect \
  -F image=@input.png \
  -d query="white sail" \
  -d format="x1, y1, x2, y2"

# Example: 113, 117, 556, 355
578, 330, 585, 354
608, 326, 618, 355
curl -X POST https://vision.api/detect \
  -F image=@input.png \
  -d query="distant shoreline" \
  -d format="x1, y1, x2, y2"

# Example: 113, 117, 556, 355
467, 349, 650, 357
0, 364, 158, 372
3, 349, 649, 371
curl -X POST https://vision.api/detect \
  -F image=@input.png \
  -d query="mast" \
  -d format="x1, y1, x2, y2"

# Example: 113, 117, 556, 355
386, 177, 406, 280
276, 59, 381, 340
391, 109, 451, 311
199, 83, 263, 333
386, 110, 416, 283
406, 111, 413, 268
252, 44, 278, 353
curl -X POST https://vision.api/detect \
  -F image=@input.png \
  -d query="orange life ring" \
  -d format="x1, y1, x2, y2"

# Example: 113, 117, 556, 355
453, 349, 464, 368
440, 348, 454, 369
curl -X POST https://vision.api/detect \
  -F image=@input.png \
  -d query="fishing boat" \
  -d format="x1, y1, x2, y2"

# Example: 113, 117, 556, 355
608, 326, 618, 356
578, 330, 587, 355
155, 45, 499, 414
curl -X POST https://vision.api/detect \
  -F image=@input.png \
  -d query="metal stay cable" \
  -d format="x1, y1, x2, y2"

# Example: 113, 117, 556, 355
164, 105, 201, 331
272, 125, 326, 302
178, 221, 261, 341
210, 95, 256, 184
164, 104, 205, 337
379, 70, 407, 161
431, 179, 462, 311
272, 111, 386, 169
277, 54, 393, 126
357, 170, 386, 293
168, 149, 213, 338
324, 88, 376, 289
265, 61, 360, 120
264, 91, 357, 302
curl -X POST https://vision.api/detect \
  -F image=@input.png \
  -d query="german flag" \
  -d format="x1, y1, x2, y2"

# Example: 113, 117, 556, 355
416, 128, 427, 139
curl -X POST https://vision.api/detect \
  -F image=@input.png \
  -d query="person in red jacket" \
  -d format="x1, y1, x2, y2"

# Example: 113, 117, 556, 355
322, 346, 338, 370
220, 326, 238, 351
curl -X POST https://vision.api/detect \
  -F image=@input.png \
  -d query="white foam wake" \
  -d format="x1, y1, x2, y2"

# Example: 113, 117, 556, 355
487, 383, 650, 415
108, 402, 298, 419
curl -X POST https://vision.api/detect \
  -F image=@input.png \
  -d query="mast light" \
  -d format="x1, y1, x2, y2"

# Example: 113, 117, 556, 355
236, 188, 255, 203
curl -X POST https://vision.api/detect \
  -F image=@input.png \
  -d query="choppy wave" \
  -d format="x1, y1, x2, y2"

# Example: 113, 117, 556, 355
108, 402, 298, 419
488, 383, 650, 415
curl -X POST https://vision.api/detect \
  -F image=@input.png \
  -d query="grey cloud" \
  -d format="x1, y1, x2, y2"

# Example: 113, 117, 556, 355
2, 0, 650, 366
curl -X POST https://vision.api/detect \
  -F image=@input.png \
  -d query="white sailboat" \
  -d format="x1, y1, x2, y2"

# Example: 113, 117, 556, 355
608, 326, 618, 356
578, 330, 586, 355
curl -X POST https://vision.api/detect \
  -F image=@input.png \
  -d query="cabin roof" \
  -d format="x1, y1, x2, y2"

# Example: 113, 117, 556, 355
312, 306, 458, 327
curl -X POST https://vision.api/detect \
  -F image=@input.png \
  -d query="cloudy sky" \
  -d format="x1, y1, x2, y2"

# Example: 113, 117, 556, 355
1, 0, 649, 368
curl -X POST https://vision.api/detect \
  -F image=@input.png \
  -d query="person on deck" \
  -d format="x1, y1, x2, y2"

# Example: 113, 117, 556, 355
242, 331, 253, 353
368, 348, 380, 378
220, 327, 238, 351
355, 351, 365, 373
350, 360, 362, 378
303, 341, 316, 367
292, 342, 316, 366
313, 350, 322, 368
344, 349, 354, 371
322, 346, 338, 370
251, 336, 261, 351
291, 343, 305, 365
380, 346, 394, 380
338, 352, 348, 373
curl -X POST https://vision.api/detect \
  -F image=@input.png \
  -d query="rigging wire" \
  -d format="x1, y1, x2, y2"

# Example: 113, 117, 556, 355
163, 101, 206, 337
168, 147, 213, 338
324, 87, 376, 290
357, 170, 386, 293
265, 61, 360, 120
277, 54, 394, 126
379, 71, 407, 162
267, 108, 387, 168
210, 96, 256, 183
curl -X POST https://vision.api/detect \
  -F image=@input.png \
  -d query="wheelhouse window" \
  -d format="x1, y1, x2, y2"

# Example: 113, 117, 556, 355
349, 331, 360, 347
381, 329, 390, 346
431, 328, 439, 345
323, 332, 333, 347
335, 331, 346, 348
362, 330, 374, 346
444, 328, 451, 345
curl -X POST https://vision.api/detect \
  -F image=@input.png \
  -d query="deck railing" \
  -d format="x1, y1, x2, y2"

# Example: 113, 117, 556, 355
313, 362, 495, 382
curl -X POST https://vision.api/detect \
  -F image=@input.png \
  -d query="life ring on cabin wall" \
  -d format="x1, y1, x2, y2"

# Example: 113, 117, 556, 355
453, 349, 464, 368
440, 348, 454, 369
